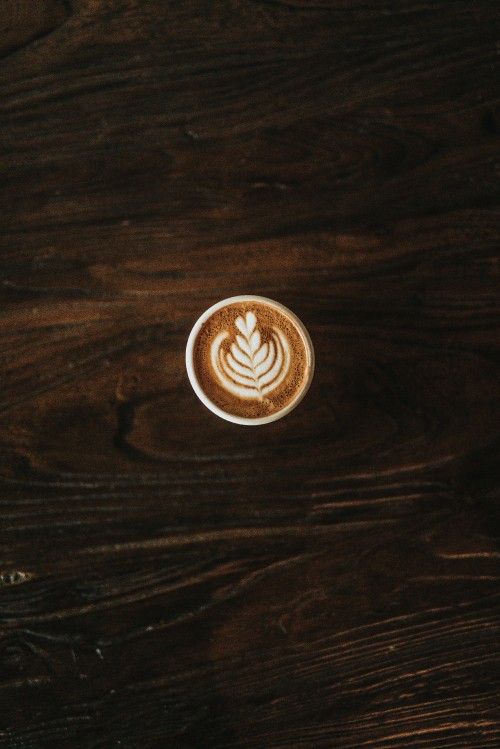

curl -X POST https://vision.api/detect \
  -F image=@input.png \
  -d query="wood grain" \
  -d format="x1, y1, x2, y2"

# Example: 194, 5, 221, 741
1, 1, 499, 747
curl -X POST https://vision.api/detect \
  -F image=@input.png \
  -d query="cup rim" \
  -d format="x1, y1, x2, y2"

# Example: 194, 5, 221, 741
185, 295, 315, 425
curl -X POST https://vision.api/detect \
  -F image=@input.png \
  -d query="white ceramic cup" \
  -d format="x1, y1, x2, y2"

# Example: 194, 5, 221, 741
185, 295, 315, 425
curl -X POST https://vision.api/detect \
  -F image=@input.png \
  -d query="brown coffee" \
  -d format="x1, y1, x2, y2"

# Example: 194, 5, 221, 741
190, 298, 313, 421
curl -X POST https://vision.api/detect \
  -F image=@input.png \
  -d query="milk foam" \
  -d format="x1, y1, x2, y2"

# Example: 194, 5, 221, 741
211, 311, 291, 401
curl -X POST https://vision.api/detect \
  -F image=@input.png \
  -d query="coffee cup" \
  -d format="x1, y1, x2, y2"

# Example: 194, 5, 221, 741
186, 295, 315, 425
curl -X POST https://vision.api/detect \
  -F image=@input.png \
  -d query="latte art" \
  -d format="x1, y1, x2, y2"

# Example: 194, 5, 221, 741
186, 296, 314, 425
211, 312, 290, 401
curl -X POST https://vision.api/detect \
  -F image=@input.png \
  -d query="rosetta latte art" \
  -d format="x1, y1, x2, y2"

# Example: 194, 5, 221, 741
211, 311, 291, 401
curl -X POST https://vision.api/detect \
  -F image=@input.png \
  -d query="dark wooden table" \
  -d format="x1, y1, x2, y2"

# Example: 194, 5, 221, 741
1, 2, 500, 747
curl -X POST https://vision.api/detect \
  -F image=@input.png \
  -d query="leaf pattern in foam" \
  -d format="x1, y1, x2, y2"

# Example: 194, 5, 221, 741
211, 310, 291, 401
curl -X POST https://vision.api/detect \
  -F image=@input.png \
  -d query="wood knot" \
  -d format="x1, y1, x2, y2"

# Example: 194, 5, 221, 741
0, 570, 31, 587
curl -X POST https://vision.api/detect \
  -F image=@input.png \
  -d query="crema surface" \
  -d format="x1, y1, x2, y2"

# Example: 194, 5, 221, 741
192, 301, 312, 419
